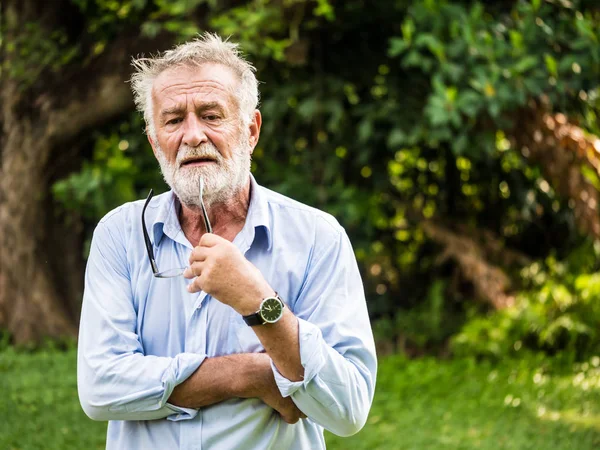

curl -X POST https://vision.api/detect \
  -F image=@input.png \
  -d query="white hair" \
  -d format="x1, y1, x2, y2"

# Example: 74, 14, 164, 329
130, 33, 259, 137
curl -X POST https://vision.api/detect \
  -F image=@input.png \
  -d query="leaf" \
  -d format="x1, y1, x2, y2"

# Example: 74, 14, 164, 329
141, 21, 161, 38
513, 56, 538, 74
414, 34, 446, 62
509, 30, 523, 52
314, 0, 335, 21
297, 98, 317, 119
488, 101, 501, 118
426, 98, 450, 126
544, 54, 557, 77
581, 165, 600, 191
442, 62, 463, 83
523, 78, 543, 96
132, 0, 147, 9
389, 38, 409, 57
452, 133, 469, 154
358, 120, 373, 142
401, 18, 415, 43
457, 90, 482, 118
387, 129, 407, 148
403, 49, 425, 68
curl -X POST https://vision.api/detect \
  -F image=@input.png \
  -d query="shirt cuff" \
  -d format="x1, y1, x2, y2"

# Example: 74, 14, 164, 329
165, 402, 199, 421
161, 352, 206, 421
271, 318, 327, 397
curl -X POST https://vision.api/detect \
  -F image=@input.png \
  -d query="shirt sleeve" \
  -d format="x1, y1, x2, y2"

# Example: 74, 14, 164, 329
270, 226, 377, 437
77, 218, 205, 422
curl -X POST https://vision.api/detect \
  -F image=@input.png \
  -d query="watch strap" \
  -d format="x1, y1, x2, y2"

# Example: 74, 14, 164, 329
242, 312, 265, 326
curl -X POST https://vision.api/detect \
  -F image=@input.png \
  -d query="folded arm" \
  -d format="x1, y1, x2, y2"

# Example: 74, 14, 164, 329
169, 352, 304, 424
78, 220, 301, 422
268, 228, 378, 437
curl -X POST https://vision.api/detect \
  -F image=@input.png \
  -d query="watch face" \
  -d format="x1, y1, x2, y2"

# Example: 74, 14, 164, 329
260, 297, 283, 323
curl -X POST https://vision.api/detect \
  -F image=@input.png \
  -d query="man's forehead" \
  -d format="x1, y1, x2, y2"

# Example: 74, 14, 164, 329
152, 63, 239, 108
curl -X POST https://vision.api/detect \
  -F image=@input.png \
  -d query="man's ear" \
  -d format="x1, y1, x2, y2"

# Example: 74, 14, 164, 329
147, 128, 159, 159
248, 110, 262, 154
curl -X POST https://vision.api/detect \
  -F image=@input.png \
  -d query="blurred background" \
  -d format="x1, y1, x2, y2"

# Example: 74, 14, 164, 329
1, 0, 600, 448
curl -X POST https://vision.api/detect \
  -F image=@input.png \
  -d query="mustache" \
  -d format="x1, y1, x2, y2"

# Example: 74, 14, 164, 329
176, 144, 223, 166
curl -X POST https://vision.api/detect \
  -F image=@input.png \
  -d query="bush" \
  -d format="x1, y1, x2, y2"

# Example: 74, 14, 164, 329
452, 246, 600, 361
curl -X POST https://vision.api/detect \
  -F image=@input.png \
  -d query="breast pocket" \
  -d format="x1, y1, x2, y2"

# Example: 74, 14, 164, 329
229, 313, 265, 353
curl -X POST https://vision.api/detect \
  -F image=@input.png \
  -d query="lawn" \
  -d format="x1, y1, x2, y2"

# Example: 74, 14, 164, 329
1, 347, 599, 449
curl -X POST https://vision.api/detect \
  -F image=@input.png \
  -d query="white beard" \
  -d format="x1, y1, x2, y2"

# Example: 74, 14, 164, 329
154, 134, 252, 208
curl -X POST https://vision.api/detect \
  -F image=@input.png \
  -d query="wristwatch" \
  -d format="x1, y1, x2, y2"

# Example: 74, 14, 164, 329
242, 293, 285, 326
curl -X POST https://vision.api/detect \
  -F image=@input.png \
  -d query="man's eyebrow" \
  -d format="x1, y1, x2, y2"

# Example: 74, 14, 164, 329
196, 101, 226, 113
160, 106, 185, 117
160, 102, 227, 117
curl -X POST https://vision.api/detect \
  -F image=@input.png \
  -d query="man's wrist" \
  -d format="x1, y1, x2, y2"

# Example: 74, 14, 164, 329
234, 287, 277, 316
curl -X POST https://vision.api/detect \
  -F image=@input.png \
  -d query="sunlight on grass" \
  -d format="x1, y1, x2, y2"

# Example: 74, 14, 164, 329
540, 409, 600, 430
326, 355, 600, 450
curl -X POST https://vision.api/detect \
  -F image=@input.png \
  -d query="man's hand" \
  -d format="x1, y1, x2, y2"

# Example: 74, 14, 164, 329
183, 233, 304, 383
183, 233, 274, 315
241, 353, 306, 424
260, 380, 306, 424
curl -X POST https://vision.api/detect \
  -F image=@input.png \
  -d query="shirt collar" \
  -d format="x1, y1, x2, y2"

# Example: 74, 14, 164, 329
150, 174, 272, 251
150, 190, 182, 249
239, 174, 273, 251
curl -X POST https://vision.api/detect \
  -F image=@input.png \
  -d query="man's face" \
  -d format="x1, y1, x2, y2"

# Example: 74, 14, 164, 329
148, 63, 260, 207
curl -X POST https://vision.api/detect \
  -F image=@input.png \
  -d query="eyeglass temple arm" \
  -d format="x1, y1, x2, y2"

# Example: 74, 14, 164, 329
200, 202, 212, 234
142, 189, 159, 275
199, 176, 213, 234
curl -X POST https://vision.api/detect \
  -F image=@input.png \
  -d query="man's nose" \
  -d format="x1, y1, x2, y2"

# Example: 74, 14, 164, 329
181, 114, 207, 147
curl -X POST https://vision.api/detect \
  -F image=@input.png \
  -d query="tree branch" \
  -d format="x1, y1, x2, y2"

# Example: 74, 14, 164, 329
45, 31, 175, 145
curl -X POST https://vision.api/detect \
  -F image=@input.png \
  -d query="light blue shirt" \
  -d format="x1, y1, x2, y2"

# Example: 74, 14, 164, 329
77, 176, 377, 450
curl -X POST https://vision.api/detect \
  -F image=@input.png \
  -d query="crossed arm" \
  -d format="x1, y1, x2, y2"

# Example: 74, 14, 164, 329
168, 352, 305, 423
77, 296, 304, 424
78, 219, 376, 436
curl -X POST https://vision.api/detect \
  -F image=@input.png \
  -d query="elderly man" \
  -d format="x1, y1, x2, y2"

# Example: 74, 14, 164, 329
77, 33, 376, 450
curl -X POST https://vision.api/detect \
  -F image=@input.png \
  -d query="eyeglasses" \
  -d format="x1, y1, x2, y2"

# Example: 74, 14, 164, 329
142, 176, 212, 278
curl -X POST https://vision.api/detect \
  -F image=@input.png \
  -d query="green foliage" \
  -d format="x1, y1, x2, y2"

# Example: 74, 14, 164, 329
210, 3, 292, 61
245, 1, 600, 339
2, 347, 599, 449
453, 244, 600, 361
388, 0, 600, 157
2, 23, 79, 89
53, 114, 166, 223
375, 279, 466, 352
44, 0, 600, 358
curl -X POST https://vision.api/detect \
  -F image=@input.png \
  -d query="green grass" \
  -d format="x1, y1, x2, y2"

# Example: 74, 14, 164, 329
326, 355, 600, 449
1, 348, 599, 449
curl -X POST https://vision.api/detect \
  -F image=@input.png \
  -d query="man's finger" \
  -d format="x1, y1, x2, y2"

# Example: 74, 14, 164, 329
189, 246, 209, 265
281, 415, 299, 425
183, 266, 194, 279
183, 261, 204, 280
186, 274, 203, 293
199, 232, 224, 248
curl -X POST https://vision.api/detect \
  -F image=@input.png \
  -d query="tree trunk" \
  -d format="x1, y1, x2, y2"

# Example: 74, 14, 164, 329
0, 0, 174, 345
0, 122, 78, 343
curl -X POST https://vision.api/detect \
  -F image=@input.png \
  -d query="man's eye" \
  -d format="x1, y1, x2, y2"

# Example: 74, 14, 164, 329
204, 115, 220, 121
167, 118, 182, 125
